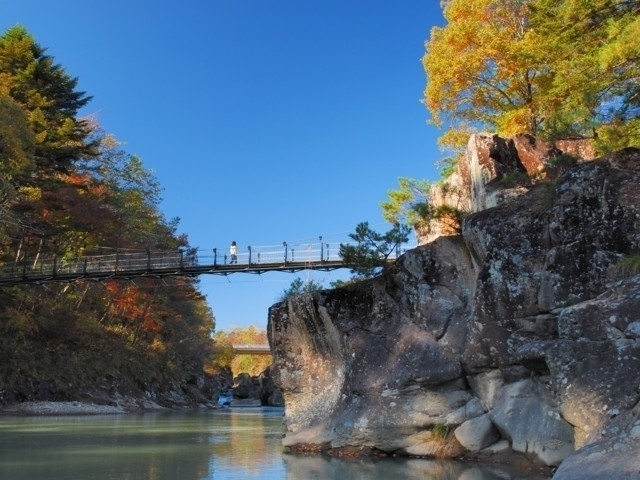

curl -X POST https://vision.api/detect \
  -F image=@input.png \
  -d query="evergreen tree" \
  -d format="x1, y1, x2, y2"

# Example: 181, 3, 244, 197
277, 277, 324, 301
340, 222, 411, 278
0, 26, 98, 175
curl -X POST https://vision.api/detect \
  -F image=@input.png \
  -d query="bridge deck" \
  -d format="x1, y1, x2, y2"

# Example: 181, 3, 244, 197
0, 259, 349, 285
0, 241, 413, 286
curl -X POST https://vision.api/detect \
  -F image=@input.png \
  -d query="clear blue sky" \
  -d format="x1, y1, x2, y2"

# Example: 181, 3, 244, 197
1, 1, 445, 332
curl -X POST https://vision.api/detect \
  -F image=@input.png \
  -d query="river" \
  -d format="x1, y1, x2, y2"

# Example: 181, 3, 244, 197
0, 407, 551, 480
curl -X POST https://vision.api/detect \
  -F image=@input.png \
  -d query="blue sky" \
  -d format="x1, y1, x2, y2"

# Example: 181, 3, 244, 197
1, 1, 445, 332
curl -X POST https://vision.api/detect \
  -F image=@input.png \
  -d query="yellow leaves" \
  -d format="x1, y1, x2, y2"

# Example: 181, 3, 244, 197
28, 108, 48, 143
0, 96, 35, 180
497, 108, 531, 137
424, 0, 550, 137
0, 73, 12, 96
56, 117, 78, 138
16, 185, 41, 200
438, 128, 475, 151
151, 337, 167, 353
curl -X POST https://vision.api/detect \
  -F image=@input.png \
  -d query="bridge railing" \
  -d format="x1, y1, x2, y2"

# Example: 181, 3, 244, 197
210, 241, 346, 265
0, 240, 417, 283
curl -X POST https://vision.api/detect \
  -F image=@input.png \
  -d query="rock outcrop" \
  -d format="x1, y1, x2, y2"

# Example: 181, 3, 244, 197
420, 133, 594, 244
229, 368, 284, 407
267, 136, 640, 478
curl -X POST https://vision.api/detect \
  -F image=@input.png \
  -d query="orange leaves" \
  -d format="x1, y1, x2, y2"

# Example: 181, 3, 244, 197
103, 280, 165, 339
106, 282, 143, 317
108, 283, 142, 316
104, 281, 121, 295
142, 316, 161, 333
60, 172, 112, 199
64, 172, 91, 187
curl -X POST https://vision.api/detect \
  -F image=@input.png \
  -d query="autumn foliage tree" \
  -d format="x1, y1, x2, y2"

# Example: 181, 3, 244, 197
212, 326, 271, 377
0, 26, 216, 403
425, 0, 542, 147
423, 0, 639, 153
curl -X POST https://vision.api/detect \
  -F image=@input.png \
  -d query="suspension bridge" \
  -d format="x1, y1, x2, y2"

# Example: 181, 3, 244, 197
0, 239, 415, 286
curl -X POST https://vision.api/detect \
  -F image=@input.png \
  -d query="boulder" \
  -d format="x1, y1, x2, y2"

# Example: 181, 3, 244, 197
454, 414, 500, 452
552, 428, 640, 480
259, 366, 284, 407
512, 133, 560, 178
489, 380, 574, 466
232, 373, 260, 400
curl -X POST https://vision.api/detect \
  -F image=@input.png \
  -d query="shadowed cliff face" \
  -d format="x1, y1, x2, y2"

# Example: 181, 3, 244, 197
268, 143, 640, 476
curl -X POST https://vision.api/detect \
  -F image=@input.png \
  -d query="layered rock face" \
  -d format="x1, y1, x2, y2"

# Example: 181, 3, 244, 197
267, 136, 640, 477
420, 133, 595, 244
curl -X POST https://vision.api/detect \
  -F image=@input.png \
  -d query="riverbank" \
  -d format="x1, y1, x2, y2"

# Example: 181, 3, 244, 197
0, 399, 221, 416
0, 401, 128, 415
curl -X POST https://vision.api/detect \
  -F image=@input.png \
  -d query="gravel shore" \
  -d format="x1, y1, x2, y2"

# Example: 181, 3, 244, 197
0, 398, 224, 415
0, 401, 129, 416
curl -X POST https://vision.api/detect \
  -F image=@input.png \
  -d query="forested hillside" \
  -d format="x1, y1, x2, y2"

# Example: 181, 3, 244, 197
0, 26, 216, 405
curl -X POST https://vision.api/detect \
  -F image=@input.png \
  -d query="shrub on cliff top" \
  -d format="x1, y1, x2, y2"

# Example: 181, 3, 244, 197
339, 222, 411, 279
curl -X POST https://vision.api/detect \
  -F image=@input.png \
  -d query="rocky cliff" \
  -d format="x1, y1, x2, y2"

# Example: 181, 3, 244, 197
267, 135, 640, 479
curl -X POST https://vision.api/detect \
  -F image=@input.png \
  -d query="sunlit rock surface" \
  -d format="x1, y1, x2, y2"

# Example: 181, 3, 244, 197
268, 142, 640, 479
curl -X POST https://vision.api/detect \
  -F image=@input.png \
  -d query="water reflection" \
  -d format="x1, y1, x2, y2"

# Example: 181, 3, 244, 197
0, 408, 550, 480
284, 455, 550, 480
0, 408, 285, 480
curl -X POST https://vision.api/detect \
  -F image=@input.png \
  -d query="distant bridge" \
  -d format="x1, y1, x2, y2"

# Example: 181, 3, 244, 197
231, 344, 271, 355
0, 239, 415, 286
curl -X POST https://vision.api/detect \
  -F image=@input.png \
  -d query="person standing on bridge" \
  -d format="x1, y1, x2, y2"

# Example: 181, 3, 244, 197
229, 241, 238, 264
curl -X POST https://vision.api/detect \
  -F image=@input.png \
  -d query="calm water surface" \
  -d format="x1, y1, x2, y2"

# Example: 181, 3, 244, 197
0, 407, 550, 480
